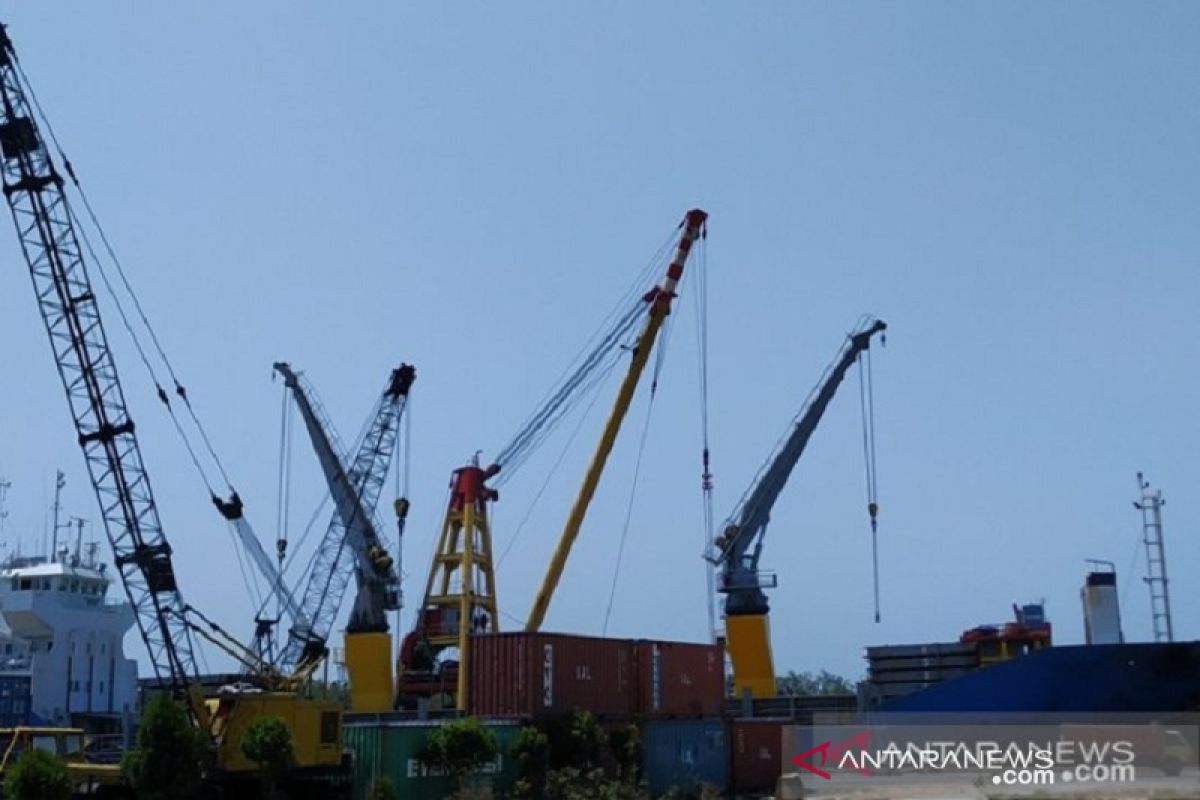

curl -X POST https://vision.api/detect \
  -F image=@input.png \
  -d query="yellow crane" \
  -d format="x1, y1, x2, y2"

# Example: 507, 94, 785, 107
396, 209, 707, 711
526, 208, 708, 631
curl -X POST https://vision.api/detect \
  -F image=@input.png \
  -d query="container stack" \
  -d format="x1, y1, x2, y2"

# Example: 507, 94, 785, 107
467, 631, 727, 794
861, 641, 979, 708
466, 632, 724, 720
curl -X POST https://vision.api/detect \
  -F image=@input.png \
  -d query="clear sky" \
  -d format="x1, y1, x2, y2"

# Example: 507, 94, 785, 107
0, 4, 1197, 682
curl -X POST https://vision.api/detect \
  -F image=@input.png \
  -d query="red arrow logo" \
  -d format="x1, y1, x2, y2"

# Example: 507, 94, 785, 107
791, 730, 873, 780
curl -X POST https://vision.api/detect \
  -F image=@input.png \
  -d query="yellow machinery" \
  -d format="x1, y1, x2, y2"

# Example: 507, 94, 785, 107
526, 208, 708, 632
708, 318, 886, 698
0, 23, 349, 793
0, 727, 126, 795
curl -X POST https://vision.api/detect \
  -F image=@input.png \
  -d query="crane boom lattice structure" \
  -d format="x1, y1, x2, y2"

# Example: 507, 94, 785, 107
0, 27, 196, 688
275, 364, 413, 694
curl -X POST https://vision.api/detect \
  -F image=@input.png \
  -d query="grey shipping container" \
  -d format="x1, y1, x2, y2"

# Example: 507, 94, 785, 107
866, 642, 976, 659
641, 718, 728, 795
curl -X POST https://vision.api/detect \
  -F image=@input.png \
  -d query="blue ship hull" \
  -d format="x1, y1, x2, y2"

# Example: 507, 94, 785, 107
879, 643, 1200, 714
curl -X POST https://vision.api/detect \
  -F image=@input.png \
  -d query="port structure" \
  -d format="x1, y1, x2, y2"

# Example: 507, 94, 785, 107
707, 318, 886, 699
396, 209, 707, 712
0, 22, 348, 787
273, 362, 414, 711
398, 457, 500, 711
1135, 473, 1173, 643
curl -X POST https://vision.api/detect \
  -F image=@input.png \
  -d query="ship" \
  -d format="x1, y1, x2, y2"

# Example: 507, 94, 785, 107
862, 566, 1200, 716
0, 542, 138, 731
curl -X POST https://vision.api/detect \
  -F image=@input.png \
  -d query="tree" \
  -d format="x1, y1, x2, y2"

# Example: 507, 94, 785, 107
6, 748, 72, 800
418, 717, 498, 791
368, 775, 398, 800
121, 693, 207, 800
241, 715, 295, 800
513, 714, 647, 800
775, 669, 855, 696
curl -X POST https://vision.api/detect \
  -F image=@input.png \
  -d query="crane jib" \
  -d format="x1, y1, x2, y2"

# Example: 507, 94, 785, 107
0, 26, 198, 690
716, 318, 887, 613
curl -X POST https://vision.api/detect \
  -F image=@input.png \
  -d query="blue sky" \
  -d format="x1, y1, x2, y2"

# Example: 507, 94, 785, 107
0, 4, 1197, 681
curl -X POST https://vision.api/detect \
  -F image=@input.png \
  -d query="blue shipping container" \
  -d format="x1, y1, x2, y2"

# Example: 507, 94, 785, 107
641, 718, 728, 795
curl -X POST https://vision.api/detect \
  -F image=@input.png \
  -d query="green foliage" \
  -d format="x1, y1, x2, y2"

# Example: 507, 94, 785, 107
541, 709, 607, 770
541, 766, 650, 800
121, 693, 207, 800
510, 725, 551, 796
513, 713, 644, 799
418, 717, 498, 789
775, 669, 855, 696
241, 715, 295, 799
607, 724, 641, 782
6, 748, 72, 800
368, 774, 398, 800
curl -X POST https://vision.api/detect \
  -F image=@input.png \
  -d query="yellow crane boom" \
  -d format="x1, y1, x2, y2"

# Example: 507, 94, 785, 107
525, 208, 707, 632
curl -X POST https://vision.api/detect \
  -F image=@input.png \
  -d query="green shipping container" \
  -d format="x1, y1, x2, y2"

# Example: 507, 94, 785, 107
345, 720, 522, 800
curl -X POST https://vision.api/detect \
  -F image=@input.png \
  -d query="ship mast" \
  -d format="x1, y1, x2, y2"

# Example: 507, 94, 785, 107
1134, 472, 1173, 643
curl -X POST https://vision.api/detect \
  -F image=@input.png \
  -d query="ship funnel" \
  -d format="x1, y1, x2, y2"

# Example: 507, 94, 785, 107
1081, 560, 1123, 644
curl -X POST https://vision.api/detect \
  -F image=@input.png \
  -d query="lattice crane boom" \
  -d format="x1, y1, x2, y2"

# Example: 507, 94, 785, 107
275, 362, 413, 672
0, 26, 198, 690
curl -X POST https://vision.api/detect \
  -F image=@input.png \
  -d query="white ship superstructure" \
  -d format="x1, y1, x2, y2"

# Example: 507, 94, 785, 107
0, 545, 138, 725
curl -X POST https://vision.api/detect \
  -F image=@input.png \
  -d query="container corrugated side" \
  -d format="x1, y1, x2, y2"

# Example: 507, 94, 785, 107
344, 724, 382, 799
641, 718, 728, 795
730, 718, 789, 794
469, 632, 636, 719
634, 639, 724, 718
347, 720, 521, 800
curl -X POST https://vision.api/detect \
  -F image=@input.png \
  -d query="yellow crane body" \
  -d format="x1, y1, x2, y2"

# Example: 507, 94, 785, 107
344, 631, 394, 712
725, 614, 776, 698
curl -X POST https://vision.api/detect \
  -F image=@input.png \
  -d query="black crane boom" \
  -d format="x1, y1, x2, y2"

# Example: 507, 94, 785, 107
0, 27, 196, 688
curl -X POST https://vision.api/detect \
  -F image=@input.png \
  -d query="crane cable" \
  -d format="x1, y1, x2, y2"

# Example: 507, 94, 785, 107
496, 384, 607, 570
12, 58, 241, 502
858, 339, 882, 623
691, 227, 717, 642
491, 227, 680, 485
601, 305, 677, 635
274, 387, 294, 624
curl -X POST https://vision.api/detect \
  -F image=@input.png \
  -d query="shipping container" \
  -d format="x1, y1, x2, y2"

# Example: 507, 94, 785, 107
345, 719, 521, 800
641, 718, 728, 795
730, 718, 789, 795
468, 632, 636, 719
634, 640, 724, 718
865, 642, 976, 660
